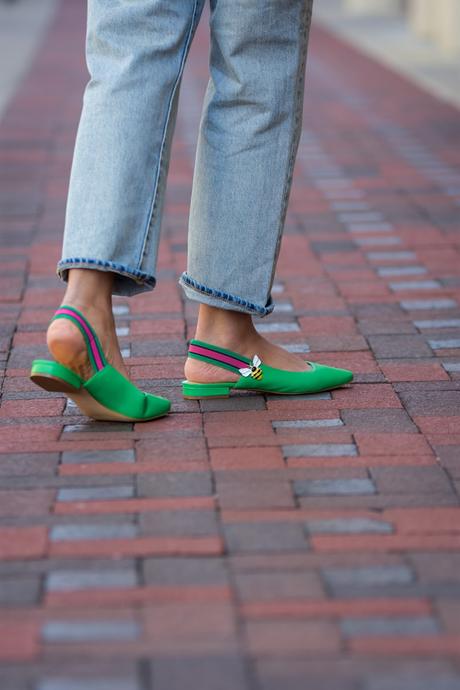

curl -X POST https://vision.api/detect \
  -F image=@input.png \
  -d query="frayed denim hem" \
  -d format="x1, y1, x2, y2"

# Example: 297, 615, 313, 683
57, 258, 156, 297
178, 271, 274, 317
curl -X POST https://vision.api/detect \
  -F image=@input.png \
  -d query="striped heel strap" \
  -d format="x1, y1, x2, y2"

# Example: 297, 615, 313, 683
187, 339, 252, 376
51, 305, 108, 374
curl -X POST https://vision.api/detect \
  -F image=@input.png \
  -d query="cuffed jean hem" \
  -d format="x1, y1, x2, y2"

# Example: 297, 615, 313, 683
178, 271, 274, 317
56, 258, 156, 297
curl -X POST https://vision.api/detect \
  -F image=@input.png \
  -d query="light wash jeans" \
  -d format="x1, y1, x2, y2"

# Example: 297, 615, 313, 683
57, 0, 314, 317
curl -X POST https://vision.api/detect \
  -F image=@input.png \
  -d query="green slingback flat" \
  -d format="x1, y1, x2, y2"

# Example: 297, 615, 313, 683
30, 305, 171, 422
182, 339, 353, 399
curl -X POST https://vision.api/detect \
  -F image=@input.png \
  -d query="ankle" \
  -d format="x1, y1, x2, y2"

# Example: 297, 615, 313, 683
62, 268, 114, 311
194, 305, 259, 351
59, 297, 112, 318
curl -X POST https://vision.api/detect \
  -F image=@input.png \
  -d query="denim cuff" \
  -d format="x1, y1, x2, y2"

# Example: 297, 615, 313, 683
56, 258, 156, 297
178, 271, 274, 317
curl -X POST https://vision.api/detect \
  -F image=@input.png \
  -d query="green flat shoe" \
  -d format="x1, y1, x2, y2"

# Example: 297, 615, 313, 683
182, 339, 353, 399
30, 305, 171, 422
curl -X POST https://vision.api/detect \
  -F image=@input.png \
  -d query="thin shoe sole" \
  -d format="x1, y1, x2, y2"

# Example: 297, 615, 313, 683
30, 373, 168, 422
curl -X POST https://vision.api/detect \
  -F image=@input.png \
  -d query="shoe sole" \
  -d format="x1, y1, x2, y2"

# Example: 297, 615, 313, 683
31, 373, 169, 423
182, 382, 352, 400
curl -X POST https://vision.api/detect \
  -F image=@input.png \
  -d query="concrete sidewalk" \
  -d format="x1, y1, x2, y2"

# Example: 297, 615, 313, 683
314, 0, 460, 109
0, 0, 58, 122
0, 1, 459, 689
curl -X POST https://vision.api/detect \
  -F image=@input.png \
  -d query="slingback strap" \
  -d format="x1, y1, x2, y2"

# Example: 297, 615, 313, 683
187, 339, 252, 375
50, 305, 108, 374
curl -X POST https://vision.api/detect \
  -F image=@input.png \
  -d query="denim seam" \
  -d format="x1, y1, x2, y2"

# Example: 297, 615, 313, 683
179, 271, 274, 316
57, 257, 156, 287
267, 0, 313, 291
136, 0, 201, 271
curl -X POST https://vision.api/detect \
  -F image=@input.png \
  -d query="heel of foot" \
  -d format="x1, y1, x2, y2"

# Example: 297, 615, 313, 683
46, 319, 92, 378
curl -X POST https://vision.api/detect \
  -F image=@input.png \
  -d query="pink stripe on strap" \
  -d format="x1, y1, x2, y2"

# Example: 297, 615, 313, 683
56, 308, 104, 371
189, 344, 248, 370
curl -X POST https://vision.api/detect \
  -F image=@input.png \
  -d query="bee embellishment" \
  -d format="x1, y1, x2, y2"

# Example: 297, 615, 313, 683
239, 355, 263, 381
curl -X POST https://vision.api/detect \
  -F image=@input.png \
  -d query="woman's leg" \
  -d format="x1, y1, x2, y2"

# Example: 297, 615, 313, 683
49, 0, 206, 376
182, 0, 314, 383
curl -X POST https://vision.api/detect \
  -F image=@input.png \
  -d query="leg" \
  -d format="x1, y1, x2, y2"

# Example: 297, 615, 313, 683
58, 0, 206, 295
182, 0, 315, 383
49, 0, 205, 378
180, 0, 314, 314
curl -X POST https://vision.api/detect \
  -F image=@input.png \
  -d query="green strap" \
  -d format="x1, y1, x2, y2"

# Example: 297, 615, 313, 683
50, 305, 108, 374
187, 338, 252, 375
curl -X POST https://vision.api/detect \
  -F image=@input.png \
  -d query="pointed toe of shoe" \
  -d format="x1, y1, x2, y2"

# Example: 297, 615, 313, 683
336, 367, 353, 386
144, 393, 171, 420
326, 365, 353, 389
306, 362, 353, 392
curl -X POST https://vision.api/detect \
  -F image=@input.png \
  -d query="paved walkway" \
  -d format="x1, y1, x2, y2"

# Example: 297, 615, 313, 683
1, 1, 460, 689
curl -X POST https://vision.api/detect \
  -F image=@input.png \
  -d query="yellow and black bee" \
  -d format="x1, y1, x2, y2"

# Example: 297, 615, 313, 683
239, 354, 263, 381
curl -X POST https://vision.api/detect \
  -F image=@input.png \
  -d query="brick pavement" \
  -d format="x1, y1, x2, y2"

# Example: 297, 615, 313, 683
0, 1, 460, 689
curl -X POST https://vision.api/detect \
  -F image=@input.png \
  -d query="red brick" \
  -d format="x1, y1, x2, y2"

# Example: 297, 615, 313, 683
129, 362, 183, 380
427, 434, 460, 448
206, 435, 281, 449
136, 437, 207, 462
276, 430, 354, 445
0, 490, 54, 517
204, 411, 271, 424
267, 398, 338, 413
210, 447, 284, 470
221, 508, 390, 524
54, 496, 215, 515
0, 622, 39, 661
350, 635, 460, 656
333, 384, 402, 409
312, 534, 460, 552
380, 362, 450, 382
17, 308, 54, 326
298, 316, 357, 336
287, 454, 435, 468
216, 480, 295, 509
59, 460, 208, 476
436, 600, 460, 634
241, 598, 431, 618
204, 411, 274, 438
5, 369, 32, 377
0, 527, 47, 560
46, 585, 231, 608
134, 413, 202, 434
386, 508, 460, 534
143, 601, 238, 652
338, 281, 391, 299
13, 331, 53, 346
50, 535, 224, 558
245, 620, 341, 654
130, 319, 183, 335
131, 292, 182, 314
354, 433, 433, 456
0, 425, 61, 446
414, 417, 460, 434
2, 376, 47, 395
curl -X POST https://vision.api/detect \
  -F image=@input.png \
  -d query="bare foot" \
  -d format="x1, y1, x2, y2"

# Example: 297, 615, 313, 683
47, 301, 129, 380
46, 268, 128, 381
184, 305, 311, 384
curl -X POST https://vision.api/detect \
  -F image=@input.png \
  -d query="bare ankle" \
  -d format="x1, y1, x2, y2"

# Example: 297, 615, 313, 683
194, 304, 259, 349
63, 268, 114, 311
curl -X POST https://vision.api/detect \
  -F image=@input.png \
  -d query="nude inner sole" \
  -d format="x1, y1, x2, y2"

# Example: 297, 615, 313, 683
30, 374, 166, 422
